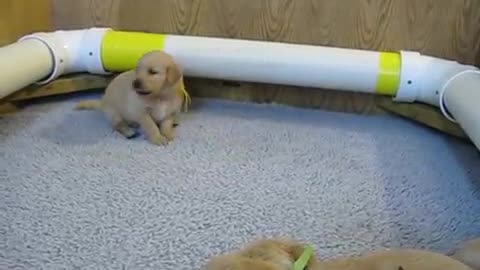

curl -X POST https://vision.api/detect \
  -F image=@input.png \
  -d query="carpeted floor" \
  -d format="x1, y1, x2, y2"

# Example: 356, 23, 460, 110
1, 95, 480, 270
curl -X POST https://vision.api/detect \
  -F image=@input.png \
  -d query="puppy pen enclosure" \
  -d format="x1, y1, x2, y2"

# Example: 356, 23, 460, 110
1, 0, 480, 152
2, 1, 480, 269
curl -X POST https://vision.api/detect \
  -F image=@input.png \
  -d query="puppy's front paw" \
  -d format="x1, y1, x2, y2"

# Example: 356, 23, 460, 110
163, 132, 175, 142
115, 123, 138, 139
125, 130, 140, 139
150, 135, 168, 146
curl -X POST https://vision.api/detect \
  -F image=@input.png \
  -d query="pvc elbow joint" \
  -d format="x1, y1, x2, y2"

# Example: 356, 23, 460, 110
18, 28, 111, 84
393, 51, 480, 122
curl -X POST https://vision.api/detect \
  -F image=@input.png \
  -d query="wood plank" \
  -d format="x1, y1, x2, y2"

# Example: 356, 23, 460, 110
4, 74, 112, 102
376, 98, 468, 139
0, 102, 19, 115
476, 49, 480, 68
2, 74, 382, 114
187, 78, 383, 114
0, 0, 52, 45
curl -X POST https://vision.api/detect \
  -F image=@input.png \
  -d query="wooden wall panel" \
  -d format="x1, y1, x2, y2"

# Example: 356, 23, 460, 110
53, 0, 480, 64
0, 0, 52, 45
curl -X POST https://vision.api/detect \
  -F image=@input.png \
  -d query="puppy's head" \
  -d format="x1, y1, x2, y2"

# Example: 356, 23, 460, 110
132, 50, 182, 97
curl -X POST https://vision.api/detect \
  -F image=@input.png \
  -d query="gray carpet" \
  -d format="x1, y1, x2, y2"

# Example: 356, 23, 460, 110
1, 94, 480, 270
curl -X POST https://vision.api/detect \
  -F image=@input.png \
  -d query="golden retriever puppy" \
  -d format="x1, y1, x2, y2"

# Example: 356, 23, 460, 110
203, 238, 475, 270
203, 238, 318, 270
451, 238, 480, 270
75, 50, 190, 145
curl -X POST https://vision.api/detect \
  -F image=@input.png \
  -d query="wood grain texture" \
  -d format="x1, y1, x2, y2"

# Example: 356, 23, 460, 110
4, 74, 112, 102
0, 0, 51, 45
1, 74, 383, 115
0, 102, 19, 115
186, 78, 384, 114
53, 0, 480, 64
377, 98, 468, 139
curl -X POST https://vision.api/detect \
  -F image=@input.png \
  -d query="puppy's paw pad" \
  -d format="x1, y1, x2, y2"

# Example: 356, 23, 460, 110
126, 130, 140, 139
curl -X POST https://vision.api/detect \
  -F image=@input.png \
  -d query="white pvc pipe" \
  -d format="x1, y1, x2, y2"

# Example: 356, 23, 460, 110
443, 70, 480, 150
164, 35, 381, 93
0, 39, 53, 99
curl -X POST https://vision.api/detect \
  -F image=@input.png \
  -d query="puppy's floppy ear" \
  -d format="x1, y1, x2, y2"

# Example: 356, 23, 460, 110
166, 61, 182, 85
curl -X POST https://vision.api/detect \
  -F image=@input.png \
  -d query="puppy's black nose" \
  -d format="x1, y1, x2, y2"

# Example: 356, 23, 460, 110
132, 79, 142, 89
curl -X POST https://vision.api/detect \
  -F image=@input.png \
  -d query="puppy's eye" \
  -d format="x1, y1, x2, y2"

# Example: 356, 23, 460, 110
148, 68, 158, 75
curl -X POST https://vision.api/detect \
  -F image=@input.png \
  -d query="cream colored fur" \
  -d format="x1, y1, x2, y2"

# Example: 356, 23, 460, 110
75, 50, 187, 145
203, 238, 480, 270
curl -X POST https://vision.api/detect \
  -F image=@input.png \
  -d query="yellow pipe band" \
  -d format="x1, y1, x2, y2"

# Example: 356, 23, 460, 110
101, 30, 191, 111
376, 52, 401, 95
101, 30, 167, 72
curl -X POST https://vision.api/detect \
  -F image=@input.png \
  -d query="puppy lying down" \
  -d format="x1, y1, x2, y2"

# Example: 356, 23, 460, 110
203, 238, 480, 270
75, 50, 190, 145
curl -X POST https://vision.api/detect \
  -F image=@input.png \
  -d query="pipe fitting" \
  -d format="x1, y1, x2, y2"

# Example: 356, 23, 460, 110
80, 28, 111, 75
18, 28, 111, 84
439, 69, 480, 122
393, 51, 421, 102
394, 51, 476, 109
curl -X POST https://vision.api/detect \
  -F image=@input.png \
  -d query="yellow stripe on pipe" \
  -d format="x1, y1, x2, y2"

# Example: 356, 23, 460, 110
376, 52, 401, 95
101, 30, 167, 72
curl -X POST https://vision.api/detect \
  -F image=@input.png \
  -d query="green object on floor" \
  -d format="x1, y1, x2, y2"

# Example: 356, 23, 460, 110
291, 245, 314, 270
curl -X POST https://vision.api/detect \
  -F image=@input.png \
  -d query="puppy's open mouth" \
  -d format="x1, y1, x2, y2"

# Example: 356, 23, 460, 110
135, 90, 151, 96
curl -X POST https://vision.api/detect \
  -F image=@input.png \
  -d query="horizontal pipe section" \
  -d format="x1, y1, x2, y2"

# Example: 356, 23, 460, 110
100, 30, 400, 95
164, 35, 392, 94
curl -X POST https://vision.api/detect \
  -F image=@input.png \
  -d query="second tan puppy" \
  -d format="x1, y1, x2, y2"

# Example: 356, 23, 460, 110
75, 50, 190, 145
204, 239, 318, 270
203, 238, 475, 270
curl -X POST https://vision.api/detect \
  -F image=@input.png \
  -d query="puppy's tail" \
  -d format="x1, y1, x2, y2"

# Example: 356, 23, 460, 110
75, 100, 101, 111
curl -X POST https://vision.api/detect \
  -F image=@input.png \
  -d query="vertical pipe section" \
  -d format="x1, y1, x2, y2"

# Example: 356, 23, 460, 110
0, 39, 53, 99
443, 70, 480, 150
